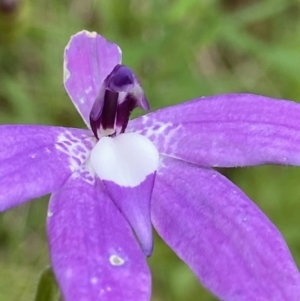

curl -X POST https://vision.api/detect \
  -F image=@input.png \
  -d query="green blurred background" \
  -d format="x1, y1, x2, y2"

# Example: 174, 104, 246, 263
0, 0, 300, 300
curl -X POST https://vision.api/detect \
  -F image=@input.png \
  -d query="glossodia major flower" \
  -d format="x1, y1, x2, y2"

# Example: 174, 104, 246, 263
1, 30, 300, 301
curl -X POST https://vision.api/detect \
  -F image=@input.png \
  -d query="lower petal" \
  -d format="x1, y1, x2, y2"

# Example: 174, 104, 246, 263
103, 174, 155, 257
152, 157, 300, 301
47, 172, 151, 301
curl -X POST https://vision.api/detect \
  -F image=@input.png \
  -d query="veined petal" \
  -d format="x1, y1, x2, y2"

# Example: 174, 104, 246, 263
64, 30, 122, 127
0, 125, 94, 211
90, 133, 159, 256
129, 94, 300, 167
47, 172, 151, 301
152, 157, 300, 301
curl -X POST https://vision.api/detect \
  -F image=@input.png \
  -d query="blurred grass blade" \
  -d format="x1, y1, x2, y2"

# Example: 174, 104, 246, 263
230, 0, 287, 25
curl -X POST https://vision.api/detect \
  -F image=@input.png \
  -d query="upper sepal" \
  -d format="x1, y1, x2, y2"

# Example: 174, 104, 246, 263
64, 30, 122, 128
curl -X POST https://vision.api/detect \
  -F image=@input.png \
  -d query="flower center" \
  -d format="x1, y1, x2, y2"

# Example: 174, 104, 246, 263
90, 132, 159, 187
89, 64, 149, 139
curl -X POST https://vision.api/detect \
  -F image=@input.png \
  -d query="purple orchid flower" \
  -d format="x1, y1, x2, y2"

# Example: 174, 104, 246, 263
1, 30, 300, 301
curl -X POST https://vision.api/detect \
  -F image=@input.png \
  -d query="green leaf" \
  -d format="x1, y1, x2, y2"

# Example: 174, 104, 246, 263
33, 266, 60, 301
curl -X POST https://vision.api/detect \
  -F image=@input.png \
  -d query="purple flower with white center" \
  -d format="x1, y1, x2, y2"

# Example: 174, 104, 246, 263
1, 29, 300, 301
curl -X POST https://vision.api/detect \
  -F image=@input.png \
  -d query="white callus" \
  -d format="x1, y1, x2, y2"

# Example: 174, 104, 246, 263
90, 132, 159, 187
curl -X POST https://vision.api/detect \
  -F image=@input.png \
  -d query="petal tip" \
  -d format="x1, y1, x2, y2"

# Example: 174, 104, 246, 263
63, 62, 70, 83
84, 30, 98, 39
117, 45, 122, 56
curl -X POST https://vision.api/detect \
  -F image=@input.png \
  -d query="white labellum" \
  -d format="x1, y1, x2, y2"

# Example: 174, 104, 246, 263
90, 133, 159, 187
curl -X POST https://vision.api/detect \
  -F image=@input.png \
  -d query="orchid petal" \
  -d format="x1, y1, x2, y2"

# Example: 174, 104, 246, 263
0, 125, 94, 211
64, 30, 122, 127
90, 133, 159, 256
103, 174, 156, 257
152, 157, 300, 301
129, 94, 300, 167
47, 172, 151, 301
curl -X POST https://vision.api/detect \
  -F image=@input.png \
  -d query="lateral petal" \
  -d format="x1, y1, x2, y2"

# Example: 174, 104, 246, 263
0, 125, 93, 211
129, 94, 300, 167
47, 172, 151, 301
64, 30, 122, 127
152, 157, 300, 301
